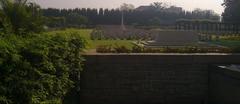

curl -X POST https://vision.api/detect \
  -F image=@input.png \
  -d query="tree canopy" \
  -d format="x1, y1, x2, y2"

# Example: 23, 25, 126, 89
42, 2, 220, 27
120, 3, 135, 11
222, 0, 240, 23
0, 0, 44, 35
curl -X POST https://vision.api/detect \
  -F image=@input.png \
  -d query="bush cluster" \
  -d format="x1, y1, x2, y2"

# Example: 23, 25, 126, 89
0, 32, 87, 104
220, 35, 240, 41
97, 45, 233, 53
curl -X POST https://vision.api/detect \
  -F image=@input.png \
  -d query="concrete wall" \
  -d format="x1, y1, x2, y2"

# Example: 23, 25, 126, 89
80, 53, 240, 104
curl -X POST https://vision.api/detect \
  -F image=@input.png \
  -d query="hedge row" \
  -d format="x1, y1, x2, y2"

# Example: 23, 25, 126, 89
96, 45, 238, 53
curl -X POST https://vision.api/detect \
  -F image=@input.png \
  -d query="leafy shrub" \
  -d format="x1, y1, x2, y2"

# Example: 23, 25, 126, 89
0, 0, 45, 35
0, 32, 87, 104
132, 45, 143, 53
96, 45, 132, 53
96, 45, 233, 53
220, 35, 240, 41
113, 45, 131, 53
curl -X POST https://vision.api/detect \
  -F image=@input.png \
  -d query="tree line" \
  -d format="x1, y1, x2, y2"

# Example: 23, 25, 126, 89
42, 2, 221, 28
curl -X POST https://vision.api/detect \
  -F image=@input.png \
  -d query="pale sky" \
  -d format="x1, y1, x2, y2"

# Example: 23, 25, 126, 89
33, 0, 224, 14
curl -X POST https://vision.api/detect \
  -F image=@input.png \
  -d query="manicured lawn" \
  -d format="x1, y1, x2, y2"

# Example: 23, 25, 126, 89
211, 40, 240, 47
46, 28, 134, 49
47, 29, 240, 49
46, 28, 92, 40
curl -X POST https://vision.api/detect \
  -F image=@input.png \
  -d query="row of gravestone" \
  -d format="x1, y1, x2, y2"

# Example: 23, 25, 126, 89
176, 21, 240, 34
90, 25, 154, 40
91, 25, 237, 46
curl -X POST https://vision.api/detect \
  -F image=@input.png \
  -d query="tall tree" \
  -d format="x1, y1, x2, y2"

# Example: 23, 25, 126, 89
0, 0, 44, 35
120, 3, 135, 11
222, 0, 240, 23
150, 2, 167, 11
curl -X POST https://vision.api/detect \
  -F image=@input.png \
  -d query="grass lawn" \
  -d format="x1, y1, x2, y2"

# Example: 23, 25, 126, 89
46, 28, 134, 49
211, 40, 240, 47
46, 28, 93, 40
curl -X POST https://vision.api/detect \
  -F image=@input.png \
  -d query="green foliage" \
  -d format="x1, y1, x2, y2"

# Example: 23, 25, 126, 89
66, 13, 88, 26
42, 3, 220, 27
210, 35, 240, 48
49, 28, 134, 49
96, 45, 132, 53
0, 0, 44, 35
149, 17, 162, 26
46, 17, 66, 28
219, 35, 240, 41
45, 14, 88, 28
96, 45, 233, 53
113, 45, 131, 53
222, 0, 240, 23
0, 32, 87, 104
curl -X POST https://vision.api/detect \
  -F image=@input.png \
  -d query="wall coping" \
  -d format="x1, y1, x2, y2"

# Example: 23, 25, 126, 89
83, 53, 240, 56
83, 53, 240, 64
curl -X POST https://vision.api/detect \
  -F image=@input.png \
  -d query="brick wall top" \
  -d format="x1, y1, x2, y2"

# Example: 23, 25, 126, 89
83, 53, 240, 64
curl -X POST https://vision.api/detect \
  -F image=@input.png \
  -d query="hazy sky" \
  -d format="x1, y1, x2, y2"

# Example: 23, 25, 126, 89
33, 0, 224, 14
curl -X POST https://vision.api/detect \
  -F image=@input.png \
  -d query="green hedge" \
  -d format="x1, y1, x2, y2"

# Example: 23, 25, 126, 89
0, 32, 87, 104
96, 45, 233, 53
